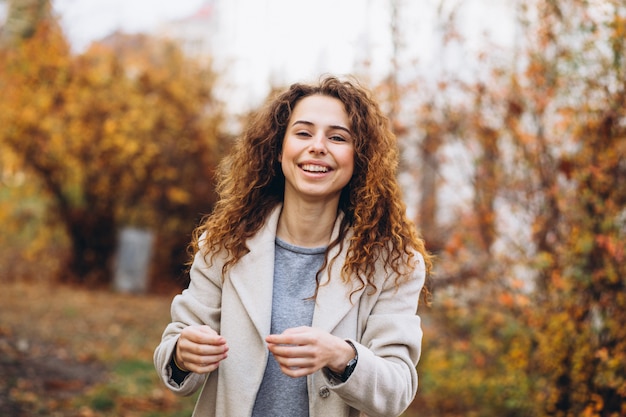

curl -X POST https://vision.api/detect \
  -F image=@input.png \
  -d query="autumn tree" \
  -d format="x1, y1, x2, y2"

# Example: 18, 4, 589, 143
403, 0, 626, 416
0, 0, 49, 46
0, 17, 227, 286
511, 1, 626, 414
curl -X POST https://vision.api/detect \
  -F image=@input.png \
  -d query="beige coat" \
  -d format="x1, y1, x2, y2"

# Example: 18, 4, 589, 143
154, 206, 426, 417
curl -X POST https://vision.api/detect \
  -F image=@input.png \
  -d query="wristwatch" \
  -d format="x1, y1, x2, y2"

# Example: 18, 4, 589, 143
328, 340, 358, 382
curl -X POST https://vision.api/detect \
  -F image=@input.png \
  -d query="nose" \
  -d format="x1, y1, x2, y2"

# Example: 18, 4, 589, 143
309, 133, 327, 154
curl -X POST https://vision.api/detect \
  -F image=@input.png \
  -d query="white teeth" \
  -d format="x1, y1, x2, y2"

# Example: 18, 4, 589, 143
301, 164, 329, 173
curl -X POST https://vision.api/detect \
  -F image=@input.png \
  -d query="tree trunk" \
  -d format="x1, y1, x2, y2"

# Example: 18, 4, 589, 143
0, 0, 50, 46
61, 208, 116, 286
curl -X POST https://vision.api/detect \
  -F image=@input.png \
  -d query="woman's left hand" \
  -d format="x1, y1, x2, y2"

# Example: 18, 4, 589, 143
266, 326, 355, 378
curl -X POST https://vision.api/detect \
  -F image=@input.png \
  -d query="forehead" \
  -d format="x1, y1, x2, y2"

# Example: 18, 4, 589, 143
290, 95, 350, 128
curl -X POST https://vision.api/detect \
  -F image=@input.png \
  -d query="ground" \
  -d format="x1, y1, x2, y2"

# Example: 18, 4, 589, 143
0, 281, 194, 417
0, 327, 105, 416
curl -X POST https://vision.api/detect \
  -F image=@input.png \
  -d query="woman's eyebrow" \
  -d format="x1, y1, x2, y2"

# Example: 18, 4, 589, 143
292, 120, 314, 128
330, 125, 352, 135
292, 120, 352, 135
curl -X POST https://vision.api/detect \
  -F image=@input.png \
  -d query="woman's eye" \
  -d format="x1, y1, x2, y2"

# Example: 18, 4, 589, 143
330, 135, 346, 142
296, 131, 312, 137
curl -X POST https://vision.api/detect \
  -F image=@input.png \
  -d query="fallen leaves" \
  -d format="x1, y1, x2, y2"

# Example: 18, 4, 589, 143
0, 281, 190, 416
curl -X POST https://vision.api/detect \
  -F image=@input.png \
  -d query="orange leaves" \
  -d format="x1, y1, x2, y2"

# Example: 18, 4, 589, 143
497, 292, 515, 308
413, 1, 626, 414
595, 234, 624, 263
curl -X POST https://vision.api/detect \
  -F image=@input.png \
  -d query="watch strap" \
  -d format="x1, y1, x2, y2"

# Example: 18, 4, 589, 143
327, 340, 358, 383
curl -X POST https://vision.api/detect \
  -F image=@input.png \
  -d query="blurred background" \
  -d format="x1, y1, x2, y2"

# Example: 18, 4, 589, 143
0, 0, 624, 416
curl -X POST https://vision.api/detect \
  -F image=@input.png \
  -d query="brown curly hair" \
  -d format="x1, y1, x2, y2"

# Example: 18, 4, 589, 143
192, 75, 431, 299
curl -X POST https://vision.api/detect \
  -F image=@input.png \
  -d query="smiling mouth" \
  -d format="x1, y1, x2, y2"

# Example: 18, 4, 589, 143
300, 164, 329, 173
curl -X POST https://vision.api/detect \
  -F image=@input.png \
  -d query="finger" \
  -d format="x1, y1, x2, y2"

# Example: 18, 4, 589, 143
268, 345, 319, 373
178, 341, 227, 369
272, 353, 318, 378
179, 340, 229, 366
196, 325, 221, 337
273, 353, 314, 368
176, 327, 229, 373
181, 350, 228, 373
280, 326, 309, 335
266, 333, 308, 346
185, 358, 222, 374
267, 342, 304, 358
266, 326, 312, 343
181, 338, 229, 355
278, 364, 311, 378
185, 326, 226, 345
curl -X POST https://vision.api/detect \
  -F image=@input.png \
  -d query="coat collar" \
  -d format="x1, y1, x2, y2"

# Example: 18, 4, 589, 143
227, 204, 364, 339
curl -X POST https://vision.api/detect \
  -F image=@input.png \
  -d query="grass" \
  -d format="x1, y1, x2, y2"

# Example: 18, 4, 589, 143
0, 281, 197, 417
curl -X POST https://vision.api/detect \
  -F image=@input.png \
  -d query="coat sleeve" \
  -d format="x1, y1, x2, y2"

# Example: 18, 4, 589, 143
153, 247, 224, 397
328, 253, 426, 417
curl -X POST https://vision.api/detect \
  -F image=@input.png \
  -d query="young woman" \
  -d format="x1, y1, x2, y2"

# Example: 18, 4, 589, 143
154, 76, 432, 417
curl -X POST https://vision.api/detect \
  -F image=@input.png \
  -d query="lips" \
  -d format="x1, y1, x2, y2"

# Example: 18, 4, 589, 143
300, 163, 330, 173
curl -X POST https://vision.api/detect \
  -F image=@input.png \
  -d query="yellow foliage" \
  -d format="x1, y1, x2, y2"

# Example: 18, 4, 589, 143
166, 187, 191, 205
0, 21, 227, 286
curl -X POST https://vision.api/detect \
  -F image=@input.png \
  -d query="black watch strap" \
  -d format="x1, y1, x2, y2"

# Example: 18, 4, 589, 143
329, 341, 358, 382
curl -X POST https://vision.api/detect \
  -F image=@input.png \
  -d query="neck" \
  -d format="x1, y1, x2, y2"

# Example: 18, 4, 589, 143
277, 201, 338, 247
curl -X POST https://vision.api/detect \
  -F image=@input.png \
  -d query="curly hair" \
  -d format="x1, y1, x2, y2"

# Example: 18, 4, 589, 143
192, 75, 431, 299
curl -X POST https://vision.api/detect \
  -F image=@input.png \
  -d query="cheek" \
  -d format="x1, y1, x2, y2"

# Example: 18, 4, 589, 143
344, 151, 356, 173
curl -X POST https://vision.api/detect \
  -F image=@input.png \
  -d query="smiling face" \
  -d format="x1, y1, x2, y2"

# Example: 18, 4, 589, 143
279, 94, 355, 207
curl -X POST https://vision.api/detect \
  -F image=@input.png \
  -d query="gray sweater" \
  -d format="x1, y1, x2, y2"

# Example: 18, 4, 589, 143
251, 237, 326, 417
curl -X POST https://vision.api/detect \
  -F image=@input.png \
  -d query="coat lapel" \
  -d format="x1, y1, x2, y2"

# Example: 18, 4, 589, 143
227, 206, 282, 339
227, 205, 365, 338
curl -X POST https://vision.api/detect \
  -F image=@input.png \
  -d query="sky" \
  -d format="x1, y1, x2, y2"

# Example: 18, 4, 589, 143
50, 0, 517, 114
50, 0, 400, 102
52, 0, 206, 51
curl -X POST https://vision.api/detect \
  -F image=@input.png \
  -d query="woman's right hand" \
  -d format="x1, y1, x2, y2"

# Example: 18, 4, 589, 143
175, 325, 229, 374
